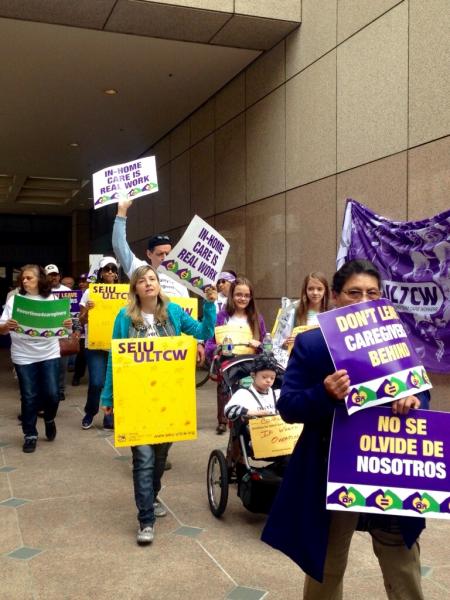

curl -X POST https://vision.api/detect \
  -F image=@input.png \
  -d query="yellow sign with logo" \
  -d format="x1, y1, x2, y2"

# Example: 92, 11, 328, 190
287, 325, 319, 353
87, 284, 130, 350
248, 415, 303, 458
214, 324, 255, 355
112, 335, 197, 447
170, 297, 198, 320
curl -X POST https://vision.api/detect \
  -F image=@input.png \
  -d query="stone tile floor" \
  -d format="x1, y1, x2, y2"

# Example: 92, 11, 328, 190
0, 349, 448, 599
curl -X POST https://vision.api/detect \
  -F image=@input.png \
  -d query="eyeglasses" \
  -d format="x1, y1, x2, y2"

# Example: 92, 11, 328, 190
342, 288, 381, 301
234, 293, 251, 299
103, 265, 118, 272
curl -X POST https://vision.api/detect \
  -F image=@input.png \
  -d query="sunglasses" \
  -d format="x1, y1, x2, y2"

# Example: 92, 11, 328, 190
103, 265, 118, 272
217, 279, 226, 285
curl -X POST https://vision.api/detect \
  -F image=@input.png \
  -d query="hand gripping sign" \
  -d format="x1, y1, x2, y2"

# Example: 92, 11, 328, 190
317, 298, 432, 415
327, 406, 450, 520
159, 215, 230, 298
112, 336, 197, 447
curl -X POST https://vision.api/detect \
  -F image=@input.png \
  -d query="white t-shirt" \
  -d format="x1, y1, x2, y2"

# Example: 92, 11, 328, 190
227, 315, 249, 327
224, 384, 280, 420
0, 294, 60, 365
128, 255, 189, 298
52, 284, 72, 292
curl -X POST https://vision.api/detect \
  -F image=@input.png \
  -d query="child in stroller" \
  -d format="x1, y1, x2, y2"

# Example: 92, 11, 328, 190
207, 353, 288, 517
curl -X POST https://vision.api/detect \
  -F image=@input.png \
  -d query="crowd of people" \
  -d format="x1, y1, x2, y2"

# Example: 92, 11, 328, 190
0, 199, 430, 599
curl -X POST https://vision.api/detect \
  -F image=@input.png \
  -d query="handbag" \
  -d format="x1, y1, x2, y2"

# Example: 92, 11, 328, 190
59, 335, 80, 357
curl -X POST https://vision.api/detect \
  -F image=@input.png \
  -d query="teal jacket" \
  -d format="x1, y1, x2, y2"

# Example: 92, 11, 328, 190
100, 300, 216, 407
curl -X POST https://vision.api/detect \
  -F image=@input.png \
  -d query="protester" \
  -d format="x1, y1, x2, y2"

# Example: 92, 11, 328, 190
100, 264, 217, 545
215, 271, 236, 313
206, 276, 267, 434
45, 264, 71, 401
0, 264, 72, 453
112, 200, 188, 297
77, 273, 89, 292
262, 259, 430, 600
282, 272, 330, 349
113, 199, 204, 468
71, 274, 89, 386
79, 257, 119, 430
61, 276, 75, 289
45, 264, 71, 292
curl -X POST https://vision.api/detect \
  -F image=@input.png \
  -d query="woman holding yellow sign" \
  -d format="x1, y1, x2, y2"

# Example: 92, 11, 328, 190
79, 256, 120, 431
205, 276, 267, 434
100, 265, 216, 545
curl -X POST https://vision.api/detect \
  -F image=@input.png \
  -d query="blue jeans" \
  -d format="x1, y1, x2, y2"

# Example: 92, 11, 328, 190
15, 358, 60, 439
131, 443, 171, 526
84, 349, 109, 416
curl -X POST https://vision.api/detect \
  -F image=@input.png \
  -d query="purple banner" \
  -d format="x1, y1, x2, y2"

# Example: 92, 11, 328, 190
53, 290, 83, 316
327, 406, 450, 519
318, 299, 432, 414
337, 200, 450, 373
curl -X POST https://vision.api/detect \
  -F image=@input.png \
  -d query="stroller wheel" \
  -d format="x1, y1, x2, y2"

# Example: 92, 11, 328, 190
206, 449, 229, 517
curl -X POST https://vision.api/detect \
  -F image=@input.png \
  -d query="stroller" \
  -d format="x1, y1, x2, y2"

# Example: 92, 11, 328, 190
206, 349, 287, 517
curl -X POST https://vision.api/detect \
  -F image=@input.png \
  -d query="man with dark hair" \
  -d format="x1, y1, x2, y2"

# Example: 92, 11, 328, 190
262, 259, 429, 600
112, 201, 188, 298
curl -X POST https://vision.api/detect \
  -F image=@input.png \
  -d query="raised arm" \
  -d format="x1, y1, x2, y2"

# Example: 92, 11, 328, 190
112, 201, 147, 278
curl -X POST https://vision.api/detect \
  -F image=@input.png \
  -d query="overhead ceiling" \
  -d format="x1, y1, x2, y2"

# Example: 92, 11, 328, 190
0, 12, 261, 215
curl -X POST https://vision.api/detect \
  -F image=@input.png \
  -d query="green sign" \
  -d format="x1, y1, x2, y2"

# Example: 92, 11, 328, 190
12, 295, 70, 338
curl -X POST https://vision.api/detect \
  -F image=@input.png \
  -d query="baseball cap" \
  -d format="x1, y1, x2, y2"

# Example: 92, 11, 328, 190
78, 273, 89, 280
44, 264, 59, 275
147, 234, 172, 251
217, 271, 236, 283
99, 256, 118, 270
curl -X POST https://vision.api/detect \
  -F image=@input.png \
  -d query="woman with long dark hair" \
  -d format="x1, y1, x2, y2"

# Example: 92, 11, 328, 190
206, 276, 267, 433
0, 264, 72, 453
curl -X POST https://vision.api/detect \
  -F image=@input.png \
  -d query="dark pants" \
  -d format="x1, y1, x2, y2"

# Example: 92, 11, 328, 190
15, 358, 60, 439
217, 380, 229, 426
73, 339, 86, 380
84, 349, 108, 416
59, 355, 69, 396
131, 443, 171, 526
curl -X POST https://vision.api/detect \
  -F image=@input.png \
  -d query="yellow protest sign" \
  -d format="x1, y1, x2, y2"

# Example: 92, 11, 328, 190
287, 324, 319, 353
248, 415, 303, 458
170, 297, 198, 319
87, 284, 129, 350
214, 324, 255, 355
112, 335, 197, 447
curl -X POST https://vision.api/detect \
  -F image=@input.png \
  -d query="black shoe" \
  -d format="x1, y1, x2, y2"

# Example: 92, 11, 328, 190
23, 438, 37, 453
71, 377, 80, 386
45, 420, 57, 441
59, 393, 65, 401
164, 460, 172, 471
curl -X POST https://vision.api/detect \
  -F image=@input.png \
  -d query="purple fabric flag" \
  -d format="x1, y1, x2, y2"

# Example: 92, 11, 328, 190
337, 200, 450, 373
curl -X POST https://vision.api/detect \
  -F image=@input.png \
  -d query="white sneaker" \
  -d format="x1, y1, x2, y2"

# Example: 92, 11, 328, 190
153, 500, 167, 518
137, 525, 154, 545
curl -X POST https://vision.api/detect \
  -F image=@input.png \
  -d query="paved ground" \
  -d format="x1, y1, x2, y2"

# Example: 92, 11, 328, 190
0, 348, 448, 600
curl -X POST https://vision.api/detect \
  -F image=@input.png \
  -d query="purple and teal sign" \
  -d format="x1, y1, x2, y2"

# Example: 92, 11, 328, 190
327, 406, 450, 520
317, 298, 432, 415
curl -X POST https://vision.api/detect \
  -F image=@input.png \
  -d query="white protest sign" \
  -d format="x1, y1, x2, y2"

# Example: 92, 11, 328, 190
159, 216, 230, 298
92, 156, 158, 209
